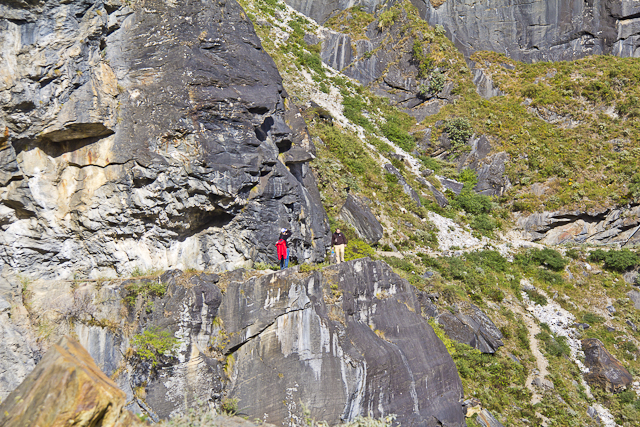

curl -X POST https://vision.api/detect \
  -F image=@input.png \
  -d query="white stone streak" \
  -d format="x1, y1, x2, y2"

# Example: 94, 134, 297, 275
523, 290, 618, 427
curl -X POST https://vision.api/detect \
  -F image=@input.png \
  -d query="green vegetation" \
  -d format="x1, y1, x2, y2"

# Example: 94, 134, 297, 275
443, 117, 473, 148
588, 248, 639, 272
344, 239, 376, 261
131, 327, 179, 367
123, 280, 167, 307
536, 324, 571, 357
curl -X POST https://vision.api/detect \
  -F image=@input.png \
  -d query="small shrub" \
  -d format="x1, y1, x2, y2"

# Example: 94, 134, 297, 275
470, 213, 498, 234
345, 239, 375, 261
566, 248, 581, 260
582, 312, 605, 324
536, 330, 571, 358
530, 248, 567, 271
220, 397, 238, 416
588, 249, 639, 272
537, 269, 564, 285
453, 188, 492, 215
377, 8, 400, 29
131, 327, 179, 367
124, 281, 167, 307
443, 118, 473, 148
516, 321, 530, 350
254, 261, 279, 270
380, 112, 415, 152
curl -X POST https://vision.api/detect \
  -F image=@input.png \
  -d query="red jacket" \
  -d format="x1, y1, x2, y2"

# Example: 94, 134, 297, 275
276, 239, 287, 260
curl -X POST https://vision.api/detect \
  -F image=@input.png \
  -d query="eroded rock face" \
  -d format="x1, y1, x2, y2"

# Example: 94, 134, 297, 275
35, 260, 465, 426
22, 260, 465, 424
517, 204, 640, 246
0, 296, 37, 402
0, 336, 144, 427
582, 338, 633, 393
419, 297, 504, 354
0, 0, 330, 282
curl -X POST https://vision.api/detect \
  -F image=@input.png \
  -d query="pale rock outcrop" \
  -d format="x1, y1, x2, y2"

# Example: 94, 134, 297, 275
517, 204, 640, 246
0, 336, 145, 427
0, 296, 37, 402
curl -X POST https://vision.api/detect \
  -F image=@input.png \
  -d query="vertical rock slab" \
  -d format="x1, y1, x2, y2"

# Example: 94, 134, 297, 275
220, 259, 466, 426
582, 338, 632, 393
436, 303, 504, 354
0, 336, 143, 427
338, 194, 384, 244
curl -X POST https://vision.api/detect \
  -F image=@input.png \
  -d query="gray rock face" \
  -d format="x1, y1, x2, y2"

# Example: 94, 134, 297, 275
287, 0, 640, 62
338, 194, 384, 244
582, 338, 633, 393
457, 135, 511, 198
221, 259, 465, 426
419, 299, 504, 354
25, 260, 465, 425
417, 0, 638, 62
517, 204, 640, 246
284, 0, 386, 24
0, 0, 330, 281
311, 8, 453, 120
470, 64, 505, 100
627, 290, 640, 310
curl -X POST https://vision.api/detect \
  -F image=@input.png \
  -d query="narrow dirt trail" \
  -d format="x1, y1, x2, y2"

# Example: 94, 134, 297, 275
508, 302, 549, 405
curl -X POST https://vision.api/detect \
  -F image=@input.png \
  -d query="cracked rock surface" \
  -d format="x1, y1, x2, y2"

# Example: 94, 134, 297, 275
286, 0, 640, 62
30, 260, 466, 425
0, 0, 330, 282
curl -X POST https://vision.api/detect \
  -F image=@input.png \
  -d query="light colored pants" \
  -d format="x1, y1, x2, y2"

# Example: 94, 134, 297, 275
334, 244, 345, 264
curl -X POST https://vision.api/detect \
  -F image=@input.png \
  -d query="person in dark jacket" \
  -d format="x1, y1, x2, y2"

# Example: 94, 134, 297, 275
278, 228, 292, 268
331, 228, 347, 264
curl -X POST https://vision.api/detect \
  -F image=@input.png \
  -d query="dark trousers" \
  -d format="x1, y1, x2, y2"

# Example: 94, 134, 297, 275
280, 248, 289, 269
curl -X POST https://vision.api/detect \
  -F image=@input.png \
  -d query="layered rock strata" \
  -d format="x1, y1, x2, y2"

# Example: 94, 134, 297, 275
517, 204, 640, 246
0, 0, 330, 283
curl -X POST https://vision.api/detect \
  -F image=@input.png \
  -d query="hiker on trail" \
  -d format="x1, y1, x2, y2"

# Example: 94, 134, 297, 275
277, 228, 292, 269
331, 228, 347, 264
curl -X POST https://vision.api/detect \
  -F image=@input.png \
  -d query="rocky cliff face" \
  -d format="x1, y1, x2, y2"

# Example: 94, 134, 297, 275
0, 0, 330, 283
3, 259, 467, 426
285, 0, 640, 62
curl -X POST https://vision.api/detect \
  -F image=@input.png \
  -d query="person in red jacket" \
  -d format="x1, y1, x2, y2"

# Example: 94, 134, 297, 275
277, 228, 292, 269
276, 238, 287, 269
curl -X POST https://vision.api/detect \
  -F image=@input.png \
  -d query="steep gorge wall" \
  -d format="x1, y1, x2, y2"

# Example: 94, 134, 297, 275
285, 0, 640, 62
0, 0, 330, 284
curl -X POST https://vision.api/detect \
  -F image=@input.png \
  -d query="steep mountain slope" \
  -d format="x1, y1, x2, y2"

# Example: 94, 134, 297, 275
238, 0, 640, 425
